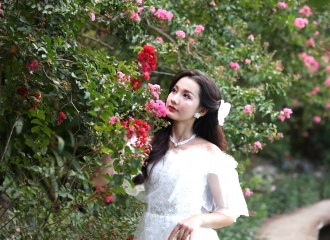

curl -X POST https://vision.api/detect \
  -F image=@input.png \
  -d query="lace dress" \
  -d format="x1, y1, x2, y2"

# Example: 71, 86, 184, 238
133, 146, 249, 240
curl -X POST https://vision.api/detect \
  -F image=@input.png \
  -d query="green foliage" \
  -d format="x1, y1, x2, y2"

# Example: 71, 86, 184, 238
0, 0, 329, 238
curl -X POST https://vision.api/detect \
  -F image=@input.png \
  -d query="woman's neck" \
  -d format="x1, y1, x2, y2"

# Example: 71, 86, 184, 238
171, 121, 195, 142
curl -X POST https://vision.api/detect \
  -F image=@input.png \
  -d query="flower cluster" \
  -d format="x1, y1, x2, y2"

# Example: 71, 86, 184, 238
26, 59, 39, 72
298, 52, 320, 73
294, 18, 308, 29
325, 78, 330, 87
123, 119, 151, 155
57, 111, 66, 125
176, 30, 186, 38
95, 186, 115, 205
147, 83, 161, 99
244, 104, 254, 116
277, 2, 288, 10
152, 8, 173, 21
137, 45, 157, 80
278, 108, 293, 121
229, 62, 240, 70
90, 12, 95, 21
131, 78, 142, 91
117, 71, 131, 88
194, 25, 205, 34
17, 86, 41, 109
253, 141, 262, 151
244, 188, 253, 197
298, 5, 312, 17
145, 99, 167, 118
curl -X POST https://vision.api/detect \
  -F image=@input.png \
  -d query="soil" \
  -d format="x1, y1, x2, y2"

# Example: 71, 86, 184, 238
256, 200, 330, 240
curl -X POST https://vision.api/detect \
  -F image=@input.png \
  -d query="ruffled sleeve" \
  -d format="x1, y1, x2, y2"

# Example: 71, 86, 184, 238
202, 149, 249, 221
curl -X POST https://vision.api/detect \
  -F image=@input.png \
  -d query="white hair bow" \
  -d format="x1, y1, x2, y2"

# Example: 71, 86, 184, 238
218, 100, 231, 126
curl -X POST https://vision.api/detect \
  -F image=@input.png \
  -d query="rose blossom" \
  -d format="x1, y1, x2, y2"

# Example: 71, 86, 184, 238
210, 1, 216, 6
245, 58, 251, 64
244, 188, 253, 197
313, 116, 321, 123
244, 104, 253, 115
305, 38, 315, 47
90, 12, 95, 21
325, 78, 330, 86
299, 5, 312, 17
109, 116, 120, 125
229, 62, 240, 70
248, 34, 254, 41
277, 2, 288, 9
310, 86, 320, 95
176, 30, 186, 38
194, 24, 205, 34
326, 66, 330, 73
325, 102, 330, 109
154, 36, 164, 42
254, 141, 262, 150
57, 112, 66, 125
294, 18, 308, 29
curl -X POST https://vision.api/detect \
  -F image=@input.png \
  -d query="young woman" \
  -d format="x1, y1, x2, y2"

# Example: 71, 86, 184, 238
132, 70, 249, 240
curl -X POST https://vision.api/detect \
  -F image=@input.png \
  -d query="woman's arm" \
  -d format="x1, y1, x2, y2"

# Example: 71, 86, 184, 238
168, 212, 234, 240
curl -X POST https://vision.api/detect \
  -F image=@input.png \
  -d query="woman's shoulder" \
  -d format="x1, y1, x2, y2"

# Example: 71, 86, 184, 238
197, 141, 238, 169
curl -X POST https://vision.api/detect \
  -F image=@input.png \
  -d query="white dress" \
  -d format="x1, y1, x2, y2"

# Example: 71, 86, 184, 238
133, 146, 249, 240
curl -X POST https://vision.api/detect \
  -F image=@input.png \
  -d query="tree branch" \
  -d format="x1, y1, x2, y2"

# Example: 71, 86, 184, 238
146, 25, 184, 69
79, 34, 114, 50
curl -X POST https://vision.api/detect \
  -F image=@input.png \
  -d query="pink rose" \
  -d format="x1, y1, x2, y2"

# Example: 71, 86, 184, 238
210, 1, 216, 6
154, 36, 164, 43
325, 78, 330, 86
244, 188, 253, 197
325, 102, 330, 109
305, 38, 315, 47
313, 116, 321, 123
254, 141, 262, 150
299, 5, 312, 17
109, 116, 120, 125
176, 30, 186, 38
229, 62, 240, 70
248, 34, 254, 41
309, 86, 320, 95
90, 12, 95, 21
194, 24, 205, 34
294, 18, 308, 29
277, 2, 288, 9
326, 66, 330, 73
245, 58, 251, 64
244, 104, 253, 115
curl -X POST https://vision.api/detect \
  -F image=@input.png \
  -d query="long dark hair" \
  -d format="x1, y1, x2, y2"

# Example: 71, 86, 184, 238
133, 70, 227, 185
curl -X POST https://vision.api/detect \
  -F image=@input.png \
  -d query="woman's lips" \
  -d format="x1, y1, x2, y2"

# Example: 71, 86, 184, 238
168, 106, 177, 112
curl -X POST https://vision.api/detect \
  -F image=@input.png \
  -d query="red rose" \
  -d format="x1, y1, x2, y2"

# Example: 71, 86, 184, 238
57, 111, 66, 125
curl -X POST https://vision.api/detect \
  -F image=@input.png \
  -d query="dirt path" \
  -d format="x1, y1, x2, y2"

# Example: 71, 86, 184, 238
256, 199, 330, 240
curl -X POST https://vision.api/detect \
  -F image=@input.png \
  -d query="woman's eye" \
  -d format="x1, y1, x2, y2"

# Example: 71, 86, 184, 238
171, 88, 177, 93
183, 94, 190, 99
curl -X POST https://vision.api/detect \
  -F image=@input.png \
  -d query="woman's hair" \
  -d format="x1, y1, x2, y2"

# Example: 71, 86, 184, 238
133, 69, 227, 185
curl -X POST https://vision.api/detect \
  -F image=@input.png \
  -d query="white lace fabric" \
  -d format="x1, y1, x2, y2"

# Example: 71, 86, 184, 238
134, 146, 249, 240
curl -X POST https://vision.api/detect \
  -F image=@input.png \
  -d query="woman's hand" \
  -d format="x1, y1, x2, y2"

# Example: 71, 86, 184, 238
167, 215, 203, 240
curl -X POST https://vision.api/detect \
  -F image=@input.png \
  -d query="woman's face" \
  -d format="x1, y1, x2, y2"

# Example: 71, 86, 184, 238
166, 77, 202, 123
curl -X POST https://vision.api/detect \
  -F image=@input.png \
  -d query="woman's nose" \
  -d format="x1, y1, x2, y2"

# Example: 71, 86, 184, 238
170, 95, 179, 104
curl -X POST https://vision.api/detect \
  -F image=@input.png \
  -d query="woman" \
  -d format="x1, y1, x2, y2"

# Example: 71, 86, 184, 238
133, 70, 249, 240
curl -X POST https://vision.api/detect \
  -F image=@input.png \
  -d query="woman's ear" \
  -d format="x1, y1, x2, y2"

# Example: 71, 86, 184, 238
199, 108, 208, 117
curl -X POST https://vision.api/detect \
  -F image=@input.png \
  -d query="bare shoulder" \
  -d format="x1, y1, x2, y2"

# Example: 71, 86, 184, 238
194, 137, 221, 153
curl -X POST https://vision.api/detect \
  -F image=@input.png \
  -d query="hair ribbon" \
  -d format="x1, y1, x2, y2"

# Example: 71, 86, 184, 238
218, 100, 231, 126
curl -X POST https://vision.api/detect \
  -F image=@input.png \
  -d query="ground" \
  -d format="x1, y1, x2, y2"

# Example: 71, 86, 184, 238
256, 200, 330, 240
